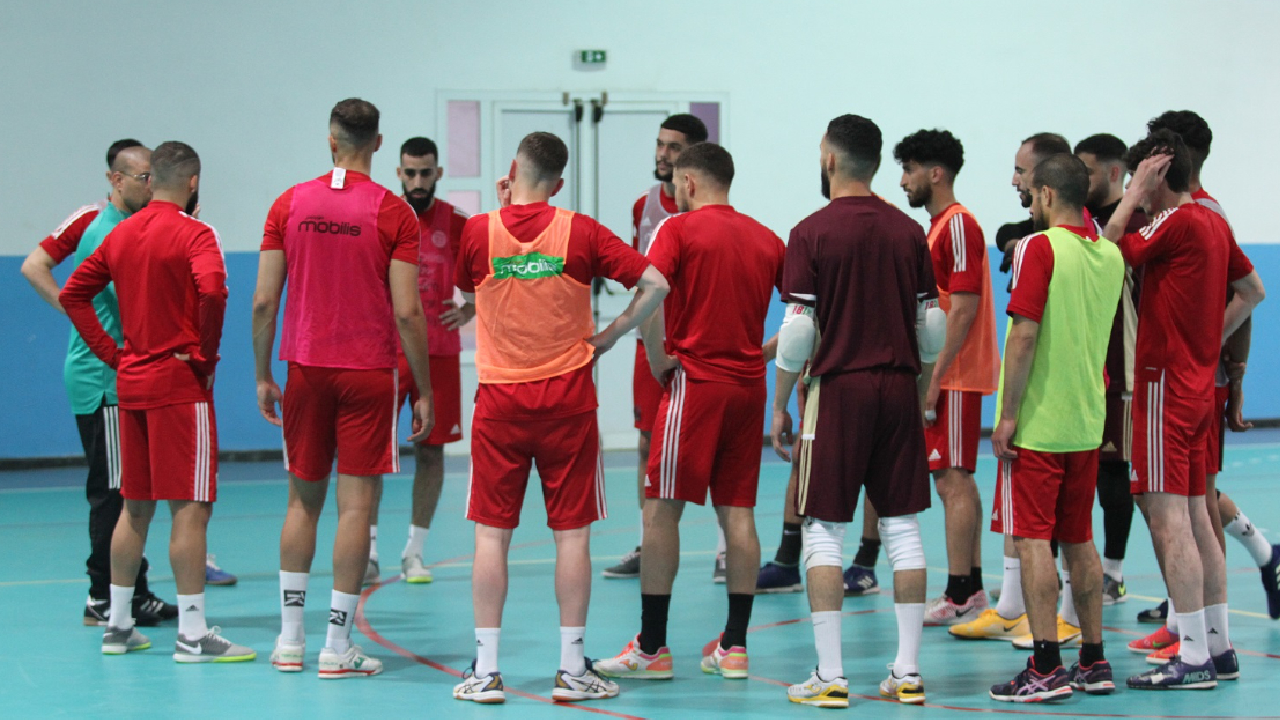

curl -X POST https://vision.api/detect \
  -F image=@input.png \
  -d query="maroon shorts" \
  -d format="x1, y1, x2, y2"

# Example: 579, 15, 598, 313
467, 410, 605, 531
283, 363, 399, 481
633, 339, 664, 433
1099, 394, 1133, 463
991, 447, 1098, 543
795, 370, 931, 523
120, 401, 217, 502
1130, 372, 1212, 497
923, 389, 982, 473
1205, 385, 1229, 475
397, 353, 464, 446
645, 369, 764, 507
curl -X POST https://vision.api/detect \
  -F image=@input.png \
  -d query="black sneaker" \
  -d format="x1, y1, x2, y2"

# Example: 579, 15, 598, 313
1069, 659, 1116, 694
84, 598, 110, 627
1213, 649, 1240, 681
133, 593, 178, 626
1137, 599, 1168, 624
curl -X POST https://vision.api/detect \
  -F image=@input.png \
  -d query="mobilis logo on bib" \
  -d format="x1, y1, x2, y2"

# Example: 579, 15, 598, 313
492, 251, 565, 280
296, 216, 363, 236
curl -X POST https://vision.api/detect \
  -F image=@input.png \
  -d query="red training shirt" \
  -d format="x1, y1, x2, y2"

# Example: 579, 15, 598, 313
40, 202, 105, 263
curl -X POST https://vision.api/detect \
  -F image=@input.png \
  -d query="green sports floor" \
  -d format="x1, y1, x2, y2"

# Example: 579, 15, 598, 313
4, 434, 1280, 719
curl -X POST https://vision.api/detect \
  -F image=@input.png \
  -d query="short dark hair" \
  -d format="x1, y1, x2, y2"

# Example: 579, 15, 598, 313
1125, 129, 1192, 193
400, 136, 438, 159
1022, 132, 1072, 161
893, 129, 964, 177
1147, 110, 1211, 169
826, 114, 881, 181
659, 113, 708, 143
329, 98, 380, 149
106, 139, 144, 170
1073, 133, 1127, 163
150, 141, 200, 188
1030, 153, 1089, 209
673, 142, 734, 189
517, 131, 569, 183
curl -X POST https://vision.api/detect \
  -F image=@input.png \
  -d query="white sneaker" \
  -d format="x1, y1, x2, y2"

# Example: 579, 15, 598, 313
787, 668, 850, 708
879, 664, 926, 704
552, 662, 620, 701
362, 558, 380, 587
924, 592, 988, 626
271, 636, 305, 672
401, 555, 433, 584
454, 661, 505, 703
318, 645, 382, 678
593, 634, 674, 679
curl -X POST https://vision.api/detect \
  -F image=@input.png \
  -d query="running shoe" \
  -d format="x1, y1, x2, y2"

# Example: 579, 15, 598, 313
1069, 659, 1115, 694
700, 643, 748, 679
362, 558, 380, 587
755, 561, 803, 594
1213, 648, 1240, 681
1127, 657, 1217, 690
713, 552, 727, 583
173, 627, 256, 663
454, 660, 505, 703
1012, 617, 1081, 649
843, 564, 879, 596
879, 664, 925, 704
402, 554, 434, 584
552, 659, 619, 701
1146, 641, 1179, 665
924, 592, 988, 626
1138, 600, 1168, 624
84, 597, 110, 627
133, 592, 178, 626
102, 626, 151, 655
787, 668, 849, 708
205, 555, 238, 586
1129, 625, 1178, 654
594, 634, 674, 679
990, 658, 1072, 702
1101, 573, 1127, 605
318, 644, 382, 678
949, 609, 1028, 640
271, 636, 304, 672
1262, 545, 1280, 620
602, 547, 641, 579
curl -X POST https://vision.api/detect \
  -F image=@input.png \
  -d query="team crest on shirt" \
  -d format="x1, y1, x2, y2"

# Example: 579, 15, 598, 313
492, 251, 565, 280
432, 230, 448, 249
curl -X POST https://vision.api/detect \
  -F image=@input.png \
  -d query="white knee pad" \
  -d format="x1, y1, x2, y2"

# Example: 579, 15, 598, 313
879, 514, 925, 571
801, 518, 846, 570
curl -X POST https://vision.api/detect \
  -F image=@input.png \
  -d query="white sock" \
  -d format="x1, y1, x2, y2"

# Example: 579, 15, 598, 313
893, 603, 925, 676
1225, 511, 1273, 567
177, 593, 208, 639
369, 525, 379, 562
1059, 569, 1079, 627
1102, 558, 1123, 579
716, 524, 727, 555
325, 590, 360, 654
996, 557, 1025, 619
560, 626, 586, 675
475, 627, 501, 675
1166, 597, 1178, 632
109, 584, 135, 630
280, 571, 309, 643
1205, 603, 1231, 656
403, 525, 429, 560
1176, 609, 1209, 665
811, 610, 843, 680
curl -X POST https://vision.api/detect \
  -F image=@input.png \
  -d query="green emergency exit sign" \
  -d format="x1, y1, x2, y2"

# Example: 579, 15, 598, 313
579, 49, 607, 64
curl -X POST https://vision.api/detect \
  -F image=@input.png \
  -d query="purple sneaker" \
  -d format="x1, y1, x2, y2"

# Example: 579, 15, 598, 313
756, 562, 803, 593
1069, 659, 1115, 694
1213, 649, 1240, 681
1127, 657, 1217, 690
990, 658, 1073, 703
842, 564, 879, 596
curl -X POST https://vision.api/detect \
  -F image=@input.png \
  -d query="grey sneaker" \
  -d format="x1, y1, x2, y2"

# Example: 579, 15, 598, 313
102, 626, 151, 655
402, 554, 433, 584
174, 627, 257, 663
1101, 574, 1127, 605
363, 558, 380, 586
602, 547, 641, 578
713, 552, 727, 583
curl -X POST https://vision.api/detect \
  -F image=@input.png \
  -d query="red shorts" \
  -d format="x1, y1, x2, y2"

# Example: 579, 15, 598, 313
467, 410, 604, 530
990, 447, 1098, 543
397, 354, 463, 446
1130, 373, 1212, 496
282, 363, 399, 482
1205, 385, 1229, 475
924, 389, 982, 473
646, 369, 765, 507
120, 402, 217, 502
633, 339, 664, 433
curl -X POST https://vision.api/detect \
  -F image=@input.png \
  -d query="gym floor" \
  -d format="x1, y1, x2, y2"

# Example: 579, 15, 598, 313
4, 431, 1280, 719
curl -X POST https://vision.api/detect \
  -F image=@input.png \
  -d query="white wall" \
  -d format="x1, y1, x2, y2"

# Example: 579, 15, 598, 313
3, 0, 1279, 254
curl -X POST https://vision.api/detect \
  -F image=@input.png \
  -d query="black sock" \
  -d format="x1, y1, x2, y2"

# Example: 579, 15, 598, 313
639, 594, 671, 655
1097, 460, 1134, 562
721, 593, 755, 650
945, 574, 974, 603
970, 566, 984, 592
775, 522, 803, 566
1080, 641, 1105, 666
852, 537, 881, 568
1032, 639, 1061, 675
1050, 539, 1059, 558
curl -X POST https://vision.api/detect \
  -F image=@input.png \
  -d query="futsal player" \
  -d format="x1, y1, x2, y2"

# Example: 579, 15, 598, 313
895, 129, 1000, 626
986, 154, 1124, 702
62, 141, 253, 662
779, 115, 943, 707
254, 99, 435, 678
452, 131, 668, 704
1105, 130, 1264, 689
594, 143, 785, 680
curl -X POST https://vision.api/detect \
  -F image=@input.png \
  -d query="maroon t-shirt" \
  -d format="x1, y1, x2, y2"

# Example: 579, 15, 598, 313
783, 195, 937, 377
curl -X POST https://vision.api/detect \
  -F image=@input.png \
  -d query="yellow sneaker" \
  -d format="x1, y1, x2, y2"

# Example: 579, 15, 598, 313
948, 609, 1028, 640
1011, 617, 1082, 649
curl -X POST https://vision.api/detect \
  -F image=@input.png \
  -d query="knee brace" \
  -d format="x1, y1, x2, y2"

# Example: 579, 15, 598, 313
801, 517, 846, 570
878, 514, 925, 571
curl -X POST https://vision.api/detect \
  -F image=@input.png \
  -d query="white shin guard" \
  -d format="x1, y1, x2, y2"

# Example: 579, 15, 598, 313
802, 518, 846, 571
879, 515, 925, 571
